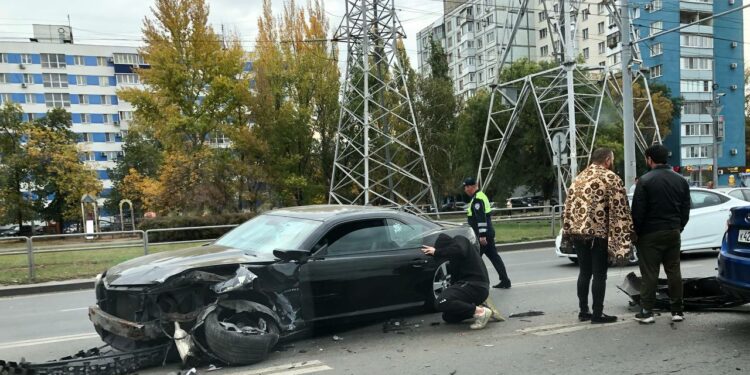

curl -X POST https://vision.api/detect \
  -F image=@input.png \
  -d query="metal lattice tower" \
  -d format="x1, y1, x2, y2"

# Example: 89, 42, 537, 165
477, 0, 661, 200
329, 0, 438, 213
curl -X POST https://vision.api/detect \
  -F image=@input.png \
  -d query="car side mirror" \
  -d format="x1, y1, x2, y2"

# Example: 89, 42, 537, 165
273, 249, 310, 263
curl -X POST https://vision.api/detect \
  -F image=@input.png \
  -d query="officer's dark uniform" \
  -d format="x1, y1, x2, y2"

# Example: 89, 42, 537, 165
465, 178, 511, 288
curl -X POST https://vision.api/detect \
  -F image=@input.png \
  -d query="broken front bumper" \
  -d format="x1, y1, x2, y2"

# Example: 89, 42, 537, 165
89, 306, 164, 341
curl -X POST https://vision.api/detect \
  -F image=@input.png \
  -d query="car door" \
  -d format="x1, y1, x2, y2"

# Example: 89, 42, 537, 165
298, 218, 426, 321
682, 190, 732, 250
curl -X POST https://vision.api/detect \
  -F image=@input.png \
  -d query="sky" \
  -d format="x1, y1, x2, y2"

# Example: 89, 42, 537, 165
0, 0, 444, 68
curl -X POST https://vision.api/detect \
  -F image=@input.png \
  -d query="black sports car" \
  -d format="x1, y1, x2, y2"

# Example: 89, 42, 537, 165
89, 205, 473, 365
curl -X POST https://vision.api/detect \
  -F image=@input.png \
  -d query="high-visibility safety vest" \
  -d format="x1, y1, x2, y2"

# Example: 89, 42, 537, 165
467, 191, 492, 216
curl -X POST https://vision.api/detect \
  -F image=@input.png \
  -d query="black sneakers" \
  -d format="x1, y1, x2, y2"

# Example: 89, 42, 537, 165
634, 310, 655, 324
590, 313, 618, 324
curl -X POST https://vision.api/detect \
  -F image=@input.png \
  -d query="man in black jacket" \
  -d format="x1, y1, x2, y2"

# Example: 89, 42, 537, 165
631, 144, 691, 324
422, 233, 503, 329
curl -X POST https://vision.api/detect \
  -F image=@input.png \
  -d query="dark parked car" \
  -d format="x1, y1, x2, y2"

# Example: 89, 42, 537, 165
718, 206, 750, 301
0, 225, 43, 237
89, 205, 472, 366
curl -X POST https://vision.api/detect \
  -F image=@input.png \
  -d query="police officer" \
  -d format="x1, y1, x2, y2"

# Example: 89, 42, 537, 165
463, 177, 511, 288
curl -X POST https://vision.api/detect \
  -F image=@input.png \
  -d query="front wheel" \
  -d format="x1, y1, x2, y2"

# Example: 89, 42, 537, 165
203, 307, 280, 366
426, 261, 451, 311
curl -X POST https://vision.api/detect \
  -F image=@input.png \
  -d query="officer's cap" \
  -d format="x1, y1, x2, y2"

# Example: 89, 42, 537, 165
462, 177, 477, 187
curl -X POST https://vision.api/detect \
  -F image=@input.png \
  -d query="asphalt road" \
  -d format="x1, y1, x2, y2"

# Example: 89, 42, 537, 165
1, 247, 749, 374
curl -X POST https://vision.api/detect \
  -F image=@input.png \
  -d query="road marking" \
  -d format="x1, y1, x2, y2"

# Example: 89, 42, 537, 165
0, 333, 100, 350
517, 320, 631, 336
60, 307, 88, 312
221, 360, 332, 375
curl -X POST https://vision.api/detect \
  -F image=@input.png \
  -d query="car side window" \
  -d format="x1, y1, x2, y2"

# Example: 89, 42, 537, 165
729, 190, 745, 201
690, 191, 728, 209
323, 219, 390, 256
741, 190, 750, 202
386, 219, 424, 249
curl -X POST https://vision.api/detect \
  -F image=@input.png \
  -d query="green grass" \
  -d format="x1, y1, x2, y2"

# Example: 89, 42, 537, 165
0, 219, 556, 286
0, 242, 207, 286
493, 220, 557, 244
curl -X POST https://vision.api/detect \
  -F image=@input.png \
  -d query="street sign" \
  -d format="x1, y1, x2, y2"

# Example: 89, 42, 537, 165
551, 131, 569, 155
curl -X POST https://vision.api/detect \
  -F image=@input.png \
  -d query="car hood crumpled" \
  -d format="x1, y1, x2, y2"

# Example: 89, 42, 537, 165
104, 244, 275, 286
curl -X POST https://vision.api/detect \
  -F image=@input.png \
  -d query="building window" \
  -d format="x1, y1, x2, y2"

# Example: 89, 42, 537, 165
582, 8, 589, 21
682, 101, 712, 115
539, 28, 547, 39
43, 73, 68, 88
105, 133, 115, 143
96, 56, 108, 66
81, 133, 92, 143
680, 34, 713, 48
0, 73, 6, 84
78, 94, 89, 105
582, 28, 589, 40
0, 93, 12, 104
598, 4, 605, 15
73, 55, 85, 65
470, 73, 475, 82
650, 43, 663, 56
649, 65, 662, 78
119, 111, 134, 121
680, 80, 712, 92
22, 74, 33, 85
80, 113, 91, 123
478, 72, 484, 82
41, 53, 66, 68
650, 0, 663, 12
540, 45, 549, 56
0, 53, 9, 64
112, 53, 145, 65
598, 22, 605, 35
538, 11, 546, 22
486, 31, 494, 43
682, 145, 712, 158
598, 42, 606, 54
681, 57, 712, 70
45, 93, 71, 108
650, 21, 662, 36
21, 54, 32, 64
99, 76, 110, 87
100, 95, 112, 105
24, 94, 35, 104
103, 114, 112, 123
683, 123, 712, 136
583, 48, 590, 59
76, 75, 86, 86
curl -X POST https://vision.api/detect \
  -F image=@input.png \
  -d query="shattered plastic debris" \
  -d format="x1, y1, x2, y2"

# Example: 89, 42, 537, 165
509, 311, 545, 318
211, 265, 258, 294
382, 318, 422, 333
333, 335, 343, 341
207, 364, 222, 372
618, 272, 746, 310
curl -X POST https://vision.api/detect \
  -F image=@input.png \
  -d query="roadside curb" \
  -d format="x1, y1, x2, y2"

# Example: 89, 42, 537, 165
0, 278, 94, 298
0, 239, 556, 298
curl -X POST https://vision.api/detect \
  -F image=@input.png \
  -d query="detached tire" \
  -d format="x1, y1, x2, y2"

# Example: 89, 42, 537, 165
204, 308, 280, 365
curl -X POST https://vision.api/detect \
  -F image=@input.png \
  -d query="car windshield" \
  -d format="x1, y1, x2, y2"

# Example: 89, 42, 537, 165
215, 214, 321, 254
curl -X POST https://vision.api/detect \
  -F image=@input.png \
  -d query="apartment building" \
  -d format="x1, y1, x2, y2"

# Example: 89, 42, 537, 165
635, 0, 745, 184
0, 25, 146, 197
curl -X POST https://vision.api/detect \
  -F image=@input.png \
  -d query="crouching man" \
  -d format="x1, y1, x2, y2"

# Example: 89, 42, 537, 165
422, 233, 504, 330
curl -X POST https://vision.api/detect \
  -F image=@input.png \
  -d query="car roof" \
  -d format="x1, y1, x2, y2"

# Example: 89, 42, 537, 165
715, 187, 748, 192
265, 204, 399, 221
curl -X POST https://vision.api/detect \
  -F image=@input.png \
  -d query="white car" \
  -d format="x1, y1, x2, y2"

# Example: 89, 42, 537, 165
715, 187, 750, 202
554, 188, 750, 263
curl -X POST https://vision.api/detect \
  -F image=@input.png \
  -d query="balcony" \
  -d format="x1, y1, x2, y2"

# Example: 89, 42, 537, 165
680, 0, 713, 13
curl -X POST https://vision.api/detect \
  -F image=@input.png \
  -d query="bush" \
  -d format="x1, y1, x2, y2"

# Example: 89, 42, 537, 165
139, 212, 256, 243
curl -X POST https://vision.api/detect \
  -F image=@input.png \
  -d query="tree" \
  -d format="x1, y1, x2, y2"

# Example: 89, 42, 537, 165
106, 129, 163, 216
415, 37, 461, 202
250, 0, 339, 206
25, 109, 102, 230
0, 103, 34, 226
118, 0, 250, 214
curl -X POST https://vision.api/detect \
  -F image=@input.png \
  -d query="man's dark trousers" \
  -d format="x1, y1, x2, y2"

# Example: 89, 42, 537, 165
436, 282, 489, 323
481, 234, 510, 283
574, 238, 608, 315
637, 229, 683, 313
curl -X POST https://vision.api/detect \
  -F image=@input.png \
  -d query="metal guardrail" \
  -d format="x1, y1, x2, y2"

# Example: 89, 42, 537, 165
143, 224, 238, 255
423, 204, 565, 238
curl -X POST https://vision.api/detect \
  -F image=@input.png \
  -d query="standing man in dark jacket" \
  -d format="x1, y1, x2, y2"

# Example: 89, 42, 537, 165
631, 144, 691, 324
463, 177, 511, 288
422, 233, 503, 329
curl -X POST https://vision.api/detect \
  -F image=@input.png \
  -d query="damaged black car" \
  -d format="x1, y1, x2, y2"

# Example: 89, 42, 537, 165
90, 205, 468, 366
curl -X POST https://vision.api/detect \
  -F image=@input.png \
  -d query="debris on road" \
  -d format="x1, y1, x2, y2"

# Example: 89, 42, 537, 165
333, 335, 343, 341
382, 318, 423, 333
618, 272, 747, 310
509, 311, 545, 318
